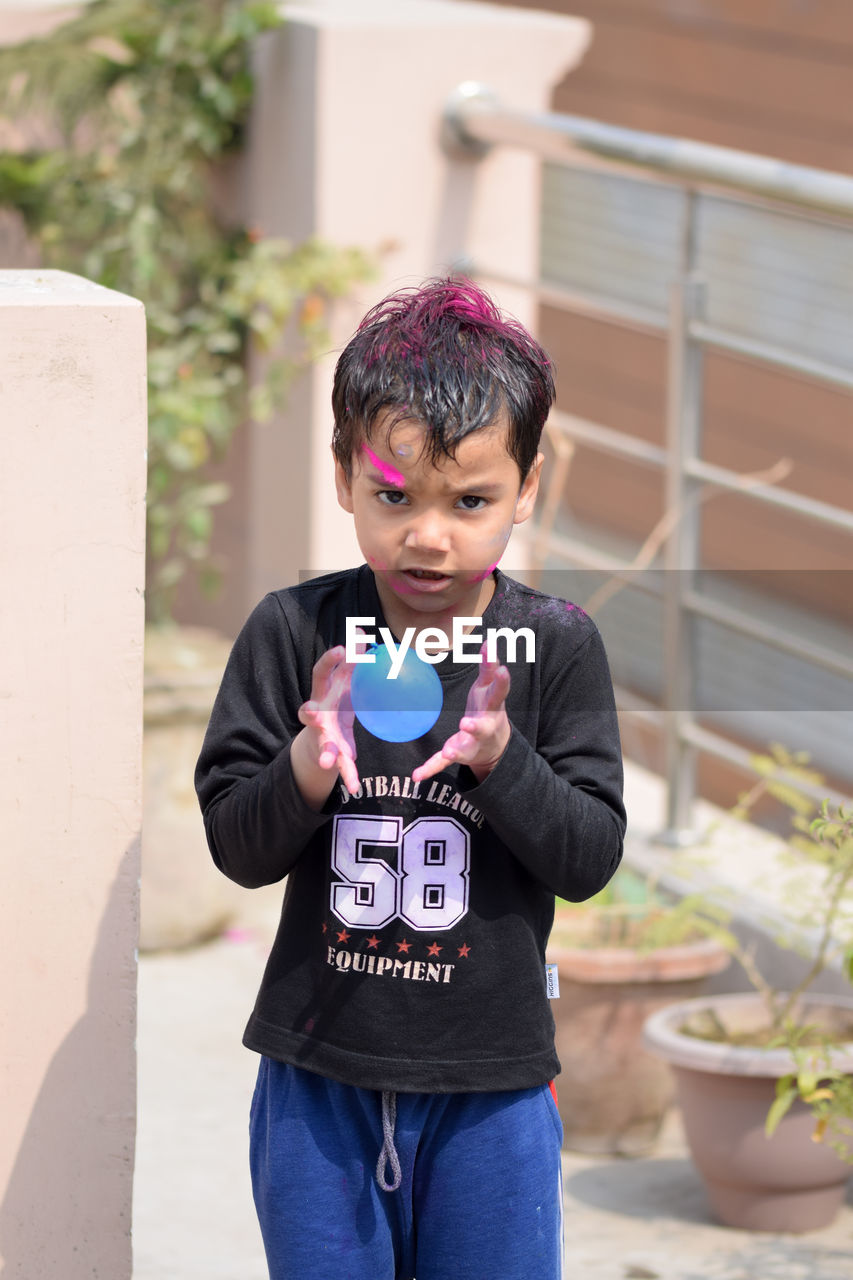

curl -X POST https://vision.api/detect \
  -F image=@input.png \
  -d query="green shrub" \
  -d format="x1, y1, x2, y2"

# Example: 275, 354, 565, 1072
0, 0, 372, 620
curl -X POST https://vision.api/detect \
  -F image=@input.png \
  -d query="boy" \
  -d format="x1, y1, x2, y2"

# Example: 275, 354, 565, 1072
195, 278, 625, 1280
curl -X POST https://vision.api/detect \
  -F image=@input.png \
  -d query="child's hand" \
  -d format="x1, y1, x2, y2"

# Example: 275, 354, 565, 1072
412, 654, 511, 785
295, 644, 359, 797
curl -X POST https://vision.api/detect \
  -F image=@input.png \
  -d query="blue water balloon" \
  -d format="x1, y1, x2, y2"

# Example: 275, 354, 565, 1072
350, 644, 443, 742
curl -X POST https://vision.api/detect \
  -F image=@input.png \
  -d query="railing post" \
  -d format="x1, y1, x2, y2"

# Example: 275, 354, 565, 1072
660, 193, 706, 844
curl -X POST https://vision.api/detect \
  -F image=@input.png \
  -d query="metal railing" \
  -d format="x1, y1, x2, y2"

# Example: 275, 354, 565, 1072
443, 84, 853, 837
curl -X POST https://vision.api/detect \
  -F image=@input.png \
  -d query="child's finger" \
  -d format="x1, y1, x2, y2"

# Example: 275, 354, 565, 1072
329, 663, 355, 704
473, 656, 499, 687
351, 625, 373, 659
412, 729, 476, 781
449, 727, 476, 751
338, 750, 360, 794
298, 699, 321, 727
412, 748, 449, 783
317, 739, 339, 770
483, 665, 510, 710
309, 646, 346, 700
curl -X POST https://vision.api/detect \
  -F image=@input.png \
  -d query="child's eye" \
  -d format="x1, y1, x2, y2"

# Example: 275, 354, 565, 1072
457, 495, 487, 510
377, 489, 408, 506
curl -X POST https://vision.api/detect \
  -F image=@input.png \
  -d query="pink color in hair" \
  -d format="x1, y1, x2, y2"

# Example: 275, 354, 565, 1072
361, 444, 406, 488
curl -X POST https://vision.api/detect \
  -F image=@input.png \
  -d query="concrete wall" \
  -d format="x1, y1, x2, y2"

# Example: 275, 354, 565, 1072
0, 270, 146, 1279
184, 0, 592, 635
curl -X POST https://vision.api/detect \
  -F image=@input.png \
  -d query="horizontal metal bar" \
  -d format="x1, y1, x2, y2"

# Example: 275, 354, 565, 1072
614, 695, 852, 808
679, 721, 850, 808
532, 529, 628, 574
531, 528, 664, 595
468, 261, 853, 394
689, 321, 853, 391
464, 257, 667, 333
532, 545, 852, 679
684, 457, 853, 533
549, 409, 668, 470
538, 277, 666, 333
683, 589, 853, 682
446, 86, 853, 220
612, 683, 660, 717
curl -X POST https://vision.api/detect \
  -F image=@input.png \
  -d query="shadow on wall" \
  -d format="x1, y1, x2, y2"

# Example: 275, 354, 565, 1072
0, 842, 138, 1279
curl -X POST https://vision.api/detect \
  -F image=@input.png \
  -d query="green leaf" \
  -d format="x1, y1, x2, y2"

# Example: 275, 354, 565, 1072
0, 0, 371, 621
183, 508, 212, 543
766, 1081, 799, 1137
797, 1068, 819, 1096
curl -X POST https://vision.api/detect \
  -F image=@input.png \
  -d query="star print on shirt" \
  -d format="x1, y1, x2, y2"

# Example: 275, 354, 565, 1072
396, 939, 412, 954
457, 943, 471, 959
366, 935, 381, 950
426, 942, 443, 957
336, 928, 350, 944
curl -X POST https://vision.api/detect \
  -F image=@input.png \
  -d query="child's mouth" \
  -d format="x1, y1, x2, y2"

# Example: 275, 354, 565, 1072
399, 568, 452, 592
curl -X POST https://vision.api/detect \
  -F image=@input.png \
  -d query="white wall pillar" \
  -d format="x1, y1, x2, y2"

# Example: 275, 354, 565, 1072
0, 270, 146, 1279
243, 0, 590, 601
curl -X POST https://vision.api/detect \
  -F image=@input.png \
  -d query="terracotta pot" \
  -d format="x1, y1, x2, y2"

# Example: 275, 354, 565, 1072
547, 921, 730, 1156
142, 625, 238, 951
643, 992, 853, 1232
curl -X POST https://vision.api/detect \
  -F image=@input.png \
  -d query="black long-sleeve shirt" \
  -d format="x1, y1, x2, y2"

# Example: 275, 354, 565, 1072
195, 566, 625, 1092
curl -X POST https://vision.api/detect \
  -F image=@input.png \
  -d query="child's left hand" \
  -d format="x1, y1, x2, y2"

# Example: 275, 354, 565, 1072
412, 653, 511, 784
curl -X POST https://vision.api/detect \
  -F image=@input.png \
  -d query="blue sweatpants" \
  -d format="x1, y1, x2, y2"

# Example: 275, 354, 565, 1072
249, 1058, 564, 1280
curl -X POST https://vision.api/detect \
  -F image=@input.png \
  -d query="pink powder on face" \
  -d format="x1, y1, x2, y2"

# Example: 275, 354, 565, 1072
466, 526, 511, 582
361, 443, 406, 488
372, 569, 422, 596
370, 558, 424, 593
469, 561, 499, 583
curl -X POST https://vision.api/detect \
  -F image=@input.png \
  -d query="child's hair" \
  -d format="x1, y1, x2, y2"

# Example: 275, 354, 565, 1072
331, 277, 555, 480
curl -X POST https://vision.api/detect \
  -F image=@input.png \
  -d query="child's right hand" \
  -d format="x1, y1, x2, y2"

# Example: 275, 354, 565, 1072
293, 644, 360, 800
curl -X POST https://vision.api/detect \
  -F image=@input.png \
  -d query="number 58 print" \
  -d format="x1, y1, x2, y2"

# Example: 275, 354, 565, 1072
331, 814, 470, 932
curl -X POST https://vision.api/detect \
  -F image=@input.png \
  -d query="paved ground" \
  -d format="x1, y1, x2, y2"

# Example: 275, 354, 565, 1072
132, 907, 853, 1279
132, 764, 853, 1278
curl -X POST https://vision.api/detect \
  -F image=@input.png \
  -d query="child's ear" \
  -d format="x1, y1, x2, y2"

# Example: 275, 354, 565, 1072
513, 452, 544, 525
334, 454, 355, 513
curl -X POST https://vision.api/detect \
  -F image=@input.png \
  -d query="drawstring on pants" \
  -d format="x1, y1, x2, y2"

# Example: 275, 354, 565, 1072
376, 1090, 402, 1192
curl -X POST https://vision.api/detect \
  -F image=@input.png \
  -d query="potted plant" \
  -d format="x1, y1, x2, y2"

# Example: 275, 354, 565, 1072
643, 748, 853, 1232
546, 865, 731, 1155
0, 0, 371, 947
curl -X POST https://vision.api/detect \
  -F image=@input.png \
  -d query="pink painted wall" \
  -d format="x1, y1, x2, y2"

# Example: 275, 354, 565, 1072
0, 270, 146, 1279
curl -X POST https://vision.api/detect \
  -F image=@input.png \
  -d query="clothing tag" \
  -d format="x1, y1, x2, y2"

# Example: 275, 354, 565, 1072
545, 963, 560, 999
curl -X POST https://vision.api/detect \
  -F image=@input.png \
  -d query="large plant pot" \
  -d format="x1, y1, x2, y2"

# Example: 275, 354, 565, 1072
644, 992, 853, 1232
142, 625, 238, 951
547, 923, 730, 1156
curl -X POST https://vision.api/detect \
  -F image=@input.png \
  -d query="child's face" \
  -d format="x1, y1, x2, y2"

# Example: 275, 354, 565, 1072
335, 413, 542, 634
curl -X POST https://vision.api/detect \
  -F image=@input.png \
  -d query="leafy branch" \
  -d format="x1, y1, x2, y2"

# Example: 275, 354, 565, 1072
0, 0, 372, 621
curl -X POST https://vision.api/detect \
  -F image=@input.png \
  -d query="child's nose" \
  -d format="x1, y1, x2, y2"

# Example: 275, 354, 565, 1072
404, 512, 451, 553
